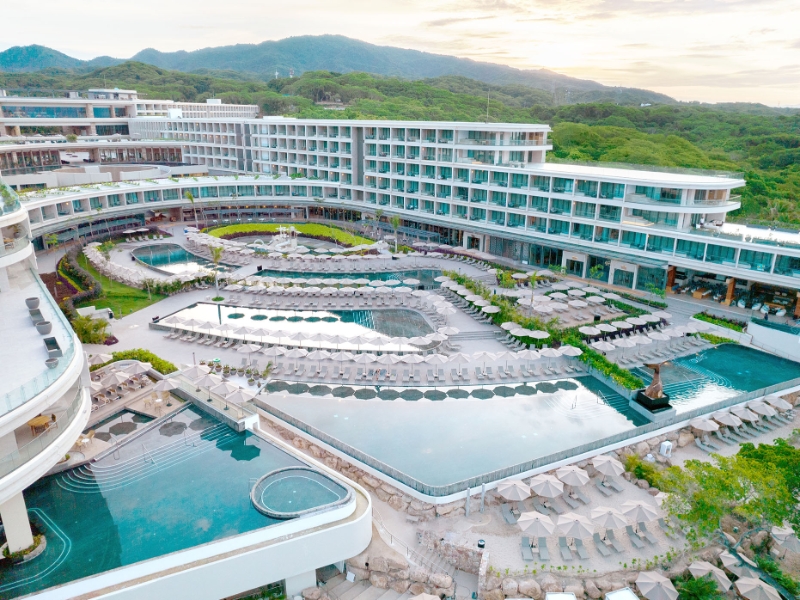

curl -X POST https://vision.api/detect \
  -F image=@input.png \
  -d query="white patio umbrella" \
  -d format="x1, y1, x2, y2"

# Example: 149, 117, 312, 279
496, 479, 531, 502
549, 292, 568, 300
401, 354, 425, 364
731, 406, 760, 422
568, 300, 589, 309
534, 305, 554, 314
591, 340, 616, 352
627, 317, 648, 326
517, 512, 556, 537
592, 455, 625, 477
635, 572, 678, 600
211, 381, 239, 397
611, 320, 634, 330
719, 551, 758, 578
559, 345, 583, 357
590, 506, 628, 530
539, 347, 562, 360
735, 578, 781, 600
748, 401, 777, 417
578, 326, 601, 336
596, 323, 617, 333
284, 348, 309, 359
226, 388, 256, 404
330, 351, 355, 362
88, 353, 113, 366
621, 500, 659, 522
159, 315, 184, 326
482, 305, 500, 314
438, 326, 460, 335
529, 330, 550, 340
123, 362, 152, 375
586, 296, 606, 304
376, 353, 400, 365
261, 346, 285, 358
557, 513, 594, 539
567, 289, 586, 297
648, 331, 670, 342
764, 395, 793, 411
102, 371, 131, 387
438, 306, 457, 316
353, 353, 377, 364
90, 381, 104, 393
688, 561, 732, 591
652, 311, 672, 319
711, 411, 742, 427
515, 349, 541, 361
182, 364, 211, 380
530, 474, 564, 498
556, 465, 590, 487
425, 354, 450, 365
195, 374, 223, 399
551, 284, 569, 291
689, 417, 719, 432
603, 292, 622, 300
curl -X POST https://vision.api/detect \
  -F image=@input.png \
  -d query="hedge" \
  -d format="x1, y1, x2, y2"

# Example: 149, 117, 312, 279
207, 223, 373, 247
58, 246, 102, 320
693, 312, 746, 332
89, 349, 177, 375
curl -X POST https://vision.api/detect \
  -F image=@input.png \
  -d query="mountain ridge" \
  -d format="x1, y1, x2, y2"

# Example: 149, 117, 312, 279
0, 35, 674, 106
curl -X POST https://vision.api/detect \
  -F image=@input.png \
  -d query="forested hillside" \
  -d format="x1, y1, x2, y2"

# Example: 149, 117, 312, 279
1, 64, 797, 225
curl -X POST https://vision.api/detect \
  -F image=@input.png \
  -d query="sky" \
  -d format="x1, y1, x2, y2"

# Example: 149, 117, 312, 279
3, 0, 799, 105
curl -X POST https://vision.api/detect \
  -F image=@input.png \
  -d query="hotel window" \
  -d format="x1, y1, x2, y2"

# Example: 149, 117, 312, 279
575, 180, 598, 197
635, 267, 667, 292
548, 219, 570, 236
489, 210, 505, 225
256, 185, 272, 195
511, 174, 528, 188
423, 183, 435, 196
162, 189, 179, 201
531, 176, 550, 192
72, 200, 85, 212
89, 197, 102, 209
437, 203, 451, 216
393, 196, 403, 208
552, 178, 573, 194
509, 151, 524, 162
93, 107, 112, 118
237, 186, 254, 196
454, 187, 468, 200
621, 231, 646, 250
529, 217, 547, 233
219, 186, 235, 197
530, 196, 548, 212
472, 170, 488, 184
573, 201, 595, 218
550, 198, 571, 215
529, 244, 562, 267
738, 249, 773, 272
598, 205, 621, 222
508, 193, 526, 209
367, 193, 377, 204
491, 172, 508, 187
423, 200, 435, 213
424, 165, 436, 178
599, 182, 625, 199
439, 167, 452, 180
380, 194, 391, 206
630, 209, 678, 228
774, 255, 800, 277
572, 223, 593, 241
490, 191, 506, 207
675, 239, 705, 260
456, 168, 469, 182
471, 189, 487, 204
408, 164, 420, 177
125, 192, 139, 205
455, 205, 468, 219
470, 207, 486, 221
646, 235, 675, 254
594, 227, 619, 244
507, 213, 525, 228
144, 190, 159, 203
107, 194, 122, 207
705, 244, 736, 264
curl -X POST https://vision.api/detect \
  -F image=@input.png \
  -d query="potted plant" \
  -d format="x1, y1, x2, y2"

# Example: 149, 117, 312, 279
247, 377, 255, 386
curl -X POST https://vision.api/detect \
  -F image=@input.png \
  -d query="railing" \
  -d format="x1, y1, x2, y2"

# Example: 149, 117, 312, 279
1, 271, 78, 416
261, 375, 800, 496
0, 236, 30, 258
0, 386, 85, 480
373, 509, 456, 575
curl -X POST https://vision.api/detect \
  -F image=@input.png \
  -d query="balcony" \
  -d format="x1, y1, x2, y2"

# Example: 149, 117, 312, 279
0, 236, 30, 260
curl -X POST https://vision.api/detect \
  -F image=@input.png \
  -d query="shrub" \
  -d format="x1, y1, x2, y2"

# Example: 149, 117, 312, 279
71, 314, 109, 344
693, 312, 746, 332
58, 246, 102, 319
698, 332, 738, 345
674, 575, 725, 600
624, 454, 663, 488
206, 223, 372, 247
89, 349, 177, 374
756, 556, 800, 595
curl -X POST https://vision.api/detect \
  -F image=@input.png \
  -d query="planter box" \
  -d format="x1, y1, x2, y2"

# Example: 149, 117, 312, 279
29, 308, 44, 324
43, 337, 62, 358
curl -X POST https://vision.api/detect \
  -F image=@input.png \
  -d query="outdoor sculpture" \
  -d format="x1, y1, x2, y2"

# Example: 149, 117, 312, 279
635, 361, 672, 412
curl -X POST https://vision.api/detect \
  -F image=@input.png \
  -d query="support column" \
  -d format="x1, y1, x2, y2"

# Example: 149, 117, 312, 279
723, 278, 736, 306
0, 492, 34, 553
285, 571, 317, 597
666, 266, 677, 291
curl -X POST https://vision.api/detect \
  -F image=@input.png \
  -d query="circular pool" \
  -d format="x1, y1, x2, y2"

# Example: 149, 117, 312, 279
250, 466, 352, 519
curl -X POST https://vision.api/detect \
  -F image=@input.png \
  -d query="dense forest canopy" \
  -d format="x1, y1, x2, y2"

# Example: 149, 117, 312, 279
1, 64, 798, 225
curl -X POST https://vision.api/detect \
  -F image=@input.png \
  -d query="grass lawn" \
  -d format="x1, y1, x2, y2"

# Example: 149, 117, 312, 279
74, 254, 166, 316
207, 223, 373, 246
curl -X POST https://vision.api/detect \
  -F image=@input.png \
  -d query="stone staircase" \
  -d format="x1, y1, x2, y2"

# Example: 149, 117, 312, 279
322, 574, 411, 600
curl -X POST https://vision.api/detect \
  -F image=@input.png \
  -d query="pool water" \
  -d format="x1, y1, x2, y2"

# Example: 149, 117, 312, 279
255, 469, 348, 517
263, 376, 642, 488
633, 343, 800, 411
132, 243, 232, 275
0, 408, 310, 598
255, 268, 442, 288
169, 304, 433, 351
88, 409, 154, 443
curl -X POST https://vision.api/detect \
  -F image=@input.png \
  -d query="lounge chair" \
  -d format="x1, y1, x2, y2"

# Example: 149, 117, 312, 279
460, 368, 469, 381
694, 437, 715, 453
402, 369, 410, 383
501, 504, 517, 524
521, 537, 534, 561
638, 522, 658, 545
532, 498, 551, 515
558, 537, 573, 561
319, 366, 328, 379
593, 532, 611, 557
475, 367, 484, 380
574, 538, 590, 560
595, 479, 613, 496
701, 434, 721, 450
562, 492, 580, 509
605, 478, 624, 493
356, 368, 364, 380
545, 499, 565, 515
658, 517, 678, 539
486, 367, 495, 379
537, 537, 550, 561
295, 365, 305, 377
389, 369, 398, 383
626, 525, 645, 549
427, 369, 435, 383
437, 368, 444, 381
343, 367, 352, 381
606, 530, 625, 553
714, 430, 736, 445
573, 489, 591, 504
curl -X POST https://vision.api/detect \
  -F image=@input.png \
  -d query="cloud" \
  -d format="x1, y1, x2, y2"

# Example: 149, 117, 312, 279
425, 16, 494, 27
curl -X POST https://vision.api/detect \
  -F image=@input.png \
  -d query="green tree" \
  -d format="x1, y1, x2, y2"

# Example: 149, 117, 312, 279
210, 246, 224, 289
71, 314, 109, 344
675, 575, 725, 600
389, 215, 401, 252
44, 233, 58, 253
184, 190, 199, 229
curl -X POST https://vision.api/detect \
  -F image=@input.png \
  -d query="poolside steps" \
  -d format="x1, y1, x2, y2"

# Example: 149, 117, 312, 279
56, 423, 239, 493
334, 580, 370, 600
450, 331, 499, 342
325, 577, 408, 600
349, 583, 396, 600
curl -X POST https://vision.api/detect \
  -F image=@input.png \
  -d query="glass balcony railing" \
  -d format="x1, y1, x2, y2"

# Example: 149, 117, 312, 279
1, 272, 77, 416
0, 386, 84, 480
0, 236, 30, 258
1, 180, 23, 215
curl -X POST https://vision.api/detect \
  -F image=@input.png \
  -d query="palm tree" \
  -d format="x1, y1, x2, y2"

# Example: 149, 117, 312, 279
185, 191, 199, 229
390, 215, 401, 253
210, 246, 224, 289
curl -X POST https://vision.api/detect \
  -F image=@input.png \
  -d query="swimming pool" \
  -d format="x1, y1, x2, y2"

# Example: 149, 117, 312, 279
633, 343, 800, 411
251, 467, 350, 519
132, 243, 233, 275
168, 304, 433, 351
255, 268, 442, 288
261, 345, 800, 494
88, 409, 154, 443
0, 407, 338, 598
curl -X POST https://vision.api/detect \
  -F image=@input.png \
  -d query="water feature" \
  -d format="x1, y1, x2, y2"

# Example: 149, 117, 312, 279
132, 243, 233, 275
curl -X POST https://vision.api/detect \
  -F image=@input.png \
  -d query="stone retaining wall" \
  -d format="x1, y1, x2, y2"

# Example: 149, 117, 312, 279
418, 530, 484, 574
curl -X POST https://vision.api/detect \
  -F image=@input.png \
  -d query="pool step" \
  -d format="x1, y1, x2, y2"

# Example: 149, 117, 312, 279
325, 577, 360, 599
56, 425, 240, 493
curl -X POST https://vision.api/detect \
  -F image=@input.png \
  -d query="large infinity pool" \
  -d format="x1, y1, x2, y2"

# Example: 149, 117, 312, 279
255, 268, 442, 288
262, 345, 800, 491
132, 243, 233, 275
0, 407, 337, 598
168, 304, 433, 350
